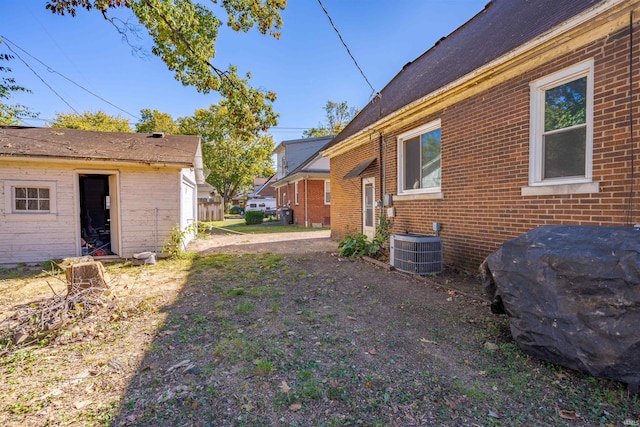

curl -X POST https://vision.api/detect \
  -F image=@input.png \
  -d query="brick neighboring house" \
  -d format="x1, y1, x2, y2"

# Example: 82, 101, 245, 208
272, 136, 333, 227
251, 176, 276, 199
322, 0, 640, 271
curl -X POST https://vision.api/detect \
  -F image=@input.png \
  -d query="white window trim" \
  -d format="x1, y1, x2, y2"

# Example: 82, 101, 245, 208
525, 60, 595, 195
397, 119, 442, 196
294, 181, 299, 205
324, 180, 330, 205
4, 180, 58, 220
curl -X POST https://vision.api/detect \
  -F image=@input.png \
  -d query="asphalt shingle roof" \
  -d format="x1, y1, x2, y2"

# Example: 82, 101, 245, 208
327, 0, 603, 149
0, 126, 200, 166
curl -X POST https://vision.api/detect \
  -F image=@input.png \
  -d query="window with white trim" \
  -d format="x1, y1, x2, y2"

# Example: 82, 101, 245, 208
397, 120, 441, 194
294, 182, 299, 205
529, 60, 593, 186
4, 180, 57, 214
324, 180, 330, 205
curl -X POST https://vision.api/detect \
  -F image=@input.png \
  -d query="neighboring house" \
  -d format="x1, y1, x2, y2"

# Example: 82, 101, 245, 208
274, 136, 333, 181
0, 126, 205, 264
322, 0, 640, 271
273, 136, 333, 227
249, 175, 277, 199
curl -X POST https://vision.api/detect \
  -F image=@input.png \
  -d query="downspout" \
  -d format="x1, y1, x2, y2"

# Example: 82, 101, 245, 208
380, 133, 385, 202
629, 10, 636, 226
305, 177, 309, 228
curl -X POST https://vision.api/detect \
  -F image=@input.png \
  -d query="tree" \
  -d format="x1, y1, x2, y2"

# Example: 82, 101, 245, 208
0, 49, 38, 125
179, 103, 275, 204
51, 110, 133, 132
135, 108, 179, 134
45, 0, 285, 131
303, 100, 358, 138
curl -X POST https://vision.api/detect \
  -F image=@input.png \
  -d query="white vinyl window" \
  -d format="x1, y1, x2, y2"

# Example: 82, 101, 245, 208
324, 180, 330, 205
397, 120, 441, 194
294, 181, 299, 205
4, 180, 57, 215
529, 60, 593, 186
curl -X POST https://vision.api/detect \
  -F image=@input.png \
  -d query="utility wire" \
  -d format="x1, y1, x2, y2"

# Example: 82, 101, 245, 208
1, 35, 140, 120
2, 39, 80, 116
316, 0, 376, 97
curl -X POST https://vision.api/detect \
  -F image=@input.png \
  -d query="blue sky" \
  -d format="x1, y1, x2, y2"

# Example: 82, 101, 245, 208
1, 1, 487, 143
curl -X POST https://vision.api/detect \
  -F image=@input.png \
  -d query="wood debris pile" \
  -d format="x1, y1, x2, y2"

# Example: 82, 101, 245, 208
0, 260, 118, 352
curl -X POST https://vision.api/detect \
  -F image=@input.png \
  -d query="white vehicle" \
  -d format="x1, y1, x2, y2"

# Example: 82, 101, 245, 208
244, 198, 277, 217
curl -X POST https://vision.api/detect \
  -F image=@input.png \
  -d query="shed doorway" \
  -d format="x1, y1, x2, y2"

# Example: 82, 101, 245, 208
79, 174, 119, 257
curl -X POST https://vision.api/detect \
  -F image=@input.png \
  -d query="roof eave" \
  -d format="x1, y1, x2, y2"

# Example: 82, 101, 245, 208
0, 154, 194, 168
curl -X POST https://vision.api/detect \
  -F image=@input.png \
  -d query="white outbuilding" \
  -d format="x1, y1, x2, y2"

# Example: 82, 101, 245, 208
0, 126, 205, 265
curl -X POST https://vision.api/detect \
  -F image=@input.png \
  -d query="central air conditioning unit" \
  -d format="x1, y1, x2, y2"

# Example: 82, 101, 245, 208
390, 234, 443, 275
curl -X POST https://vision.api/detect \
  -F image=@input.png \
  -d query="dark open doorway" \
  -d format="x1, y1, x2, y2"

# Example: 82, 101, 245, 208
79, 174, 113, 256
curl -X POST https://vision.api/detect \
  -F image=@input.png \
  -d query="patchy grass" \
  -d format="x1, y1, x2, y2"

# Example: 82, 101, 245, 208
202, 219, 326, 234
0, 250, 638, 426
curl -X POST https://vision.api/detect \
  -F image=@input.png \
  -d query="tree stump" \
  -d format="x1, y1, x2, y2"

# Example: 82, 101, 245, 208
65, 261, 109, 295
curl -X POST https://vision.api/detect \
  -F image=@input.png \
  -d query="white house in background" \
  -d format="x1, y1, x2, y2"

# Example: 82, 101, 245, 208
0, 126, 205, 265
273, 136, 333, 181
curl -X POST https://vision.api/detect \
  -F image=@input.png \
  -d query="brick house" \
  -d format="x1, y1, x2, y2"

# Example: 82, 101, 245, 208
322, 0, 640, 271
272, 136, 333, 227
250, 176, 276, 199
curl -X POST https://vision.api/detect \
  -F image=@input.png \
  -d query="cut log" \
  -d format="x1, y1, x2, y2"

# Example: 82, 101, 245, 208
65, 261, 109, 295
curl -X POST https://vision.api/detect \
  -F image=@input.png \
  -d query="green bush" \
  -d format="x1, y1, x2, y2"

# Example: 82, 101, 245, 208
338, 214, 393, 259
338, 232, 370, 257
244, 211, 264, 225
163, 224, 194, 258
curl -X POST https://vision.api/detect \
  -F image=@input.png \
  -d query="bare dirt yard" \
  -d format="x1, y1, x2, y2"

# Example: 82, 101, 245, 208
1, 229, 639, 426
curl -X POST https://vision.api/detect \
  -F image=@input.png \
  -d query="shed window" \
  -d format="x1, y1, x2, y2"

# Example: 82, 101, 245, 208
15, 187, 50, 211
4, 181, 57, 215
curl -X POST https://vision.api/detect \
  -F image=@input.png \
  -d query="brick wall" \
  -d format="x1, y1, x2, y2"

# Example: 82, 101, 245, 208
330, 25, 640, 271
279, 179, 331, 227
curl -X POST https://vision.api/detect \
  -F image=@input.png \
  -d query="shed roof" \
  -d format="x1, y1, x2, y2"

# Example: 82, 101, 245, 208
326, 0, 603, 149
0, 126, 201, 166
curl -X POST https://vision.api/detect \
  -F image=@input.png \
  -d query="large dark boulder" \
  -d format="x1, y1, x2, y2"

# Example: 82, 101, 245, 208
481, 225, 640, 389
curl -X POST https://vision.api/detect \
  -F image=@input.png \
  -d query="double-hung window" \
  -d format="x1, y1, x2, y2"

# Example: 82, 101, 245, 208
294, 181, 299, 205
397, 120, 441, 194
324, 180, 330, 205
528, 60, 594, 189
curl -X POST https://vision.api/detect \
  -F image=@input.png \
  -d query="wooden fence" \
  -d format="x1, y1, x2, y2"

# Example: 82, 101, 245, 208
198, 197, 224, 221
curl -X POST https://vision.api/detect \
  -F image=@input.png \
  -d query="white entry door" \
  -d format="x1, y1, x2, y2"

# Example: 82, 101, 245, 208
362, 177, 375, 239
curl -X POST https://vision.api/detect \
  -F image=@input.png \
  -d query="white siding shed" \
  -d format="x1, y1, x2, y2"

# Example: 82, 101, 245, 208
0, 126, 204, 265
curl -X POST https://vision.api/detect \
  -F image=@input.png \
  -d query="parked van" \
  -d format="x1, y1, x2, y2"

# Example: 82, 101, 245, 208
244, 198, 277, 217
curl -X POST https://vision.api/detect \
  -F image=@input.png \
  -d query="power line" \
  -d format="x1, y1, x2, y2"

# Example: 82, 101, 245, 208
2, 38, 80, 116
1, 35, 140, 120
316, 0, 376, 97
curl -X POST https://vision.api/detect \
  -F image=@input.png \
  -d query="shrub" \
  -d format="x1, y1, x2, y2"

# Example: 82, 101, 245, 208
338, 232, 371, 257
338, 214, 393, 259
163, 224, 194, 258
244, 211, 264, 225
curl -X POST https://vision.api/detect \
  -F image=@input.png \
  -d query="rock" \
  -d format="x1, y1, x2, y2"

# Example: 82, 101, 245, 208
481, 225, 640, 388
